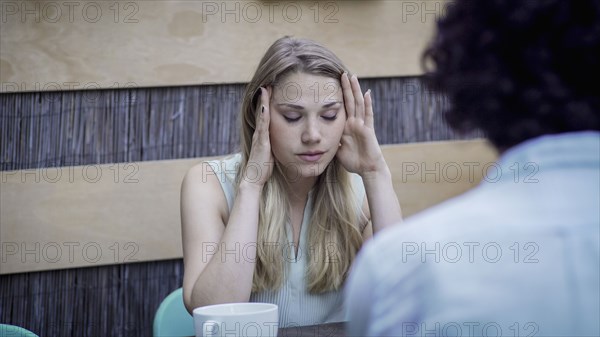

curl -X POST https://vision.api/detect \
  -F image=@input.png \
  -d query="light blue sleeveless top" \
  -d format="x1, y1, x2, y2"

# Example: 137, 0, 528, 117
205, 153, 365, 328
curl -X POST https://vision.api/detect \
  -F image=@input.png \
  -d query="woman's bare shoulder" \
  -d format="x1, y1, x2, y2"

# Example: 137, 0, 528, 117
181, 159, 230, 224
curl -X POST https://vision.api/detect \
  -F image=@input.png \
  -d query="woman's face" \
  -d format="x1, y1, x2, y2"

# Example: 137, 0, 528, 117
269, 71, 346, 182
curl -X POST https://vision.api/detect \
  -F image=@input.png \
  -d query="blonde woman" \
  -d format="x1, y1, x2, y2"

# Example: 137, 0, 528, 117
181, 36, 402, 327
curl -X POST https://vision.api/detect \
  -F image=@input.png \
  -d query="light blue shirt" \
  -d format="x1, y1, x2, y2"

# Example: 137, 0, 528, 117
346, 132, 600, 336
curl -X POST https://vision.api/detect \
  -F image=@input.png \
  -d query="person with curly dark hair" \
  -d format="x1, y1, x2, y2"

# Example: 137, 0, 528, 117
346, 0, 599, 336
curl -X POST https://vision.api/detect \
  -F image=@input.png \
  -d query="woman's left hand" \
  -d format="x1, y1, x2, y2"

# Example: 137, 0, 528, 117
336, 73, 386, 176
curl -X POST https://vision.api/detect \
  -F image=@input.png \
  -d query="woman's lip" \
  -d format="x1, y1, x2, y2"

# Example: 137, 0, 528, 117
298, 152, 324, 162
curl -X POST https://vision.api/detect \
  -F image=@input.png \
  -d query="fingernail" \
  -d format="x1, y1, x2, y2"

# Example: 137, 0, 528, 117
367, 89, 371, 95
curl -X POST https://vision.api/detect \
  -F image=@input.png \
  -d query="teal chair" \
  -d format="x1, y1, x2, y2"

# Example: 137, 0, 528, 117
0, 324, 38, 337
153, 288, 195, 337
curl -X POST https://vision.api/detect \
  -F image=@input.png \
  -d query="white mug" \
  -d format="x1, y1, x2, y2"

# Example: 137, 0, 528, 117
193, 302, 278, 337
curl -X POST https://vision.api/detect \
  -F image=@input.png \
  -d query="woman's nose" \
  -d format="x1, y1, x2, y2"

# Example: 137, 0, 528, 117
301, 119, 321, 144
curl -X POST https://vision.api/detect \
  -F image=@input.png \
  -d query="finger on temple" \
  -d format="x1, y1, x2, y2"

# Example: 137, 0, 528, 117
351, 75, 365, 120
364, 89, 374, 128
341, 73, 355, 117
256, 87, 270, 132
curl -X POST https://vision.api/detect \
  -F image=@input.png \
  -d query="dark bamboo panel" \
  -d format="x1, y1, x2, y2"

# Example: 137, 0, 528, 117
0, 259, 184, 337
0, 77, 481, 336
0, 78, 477, 171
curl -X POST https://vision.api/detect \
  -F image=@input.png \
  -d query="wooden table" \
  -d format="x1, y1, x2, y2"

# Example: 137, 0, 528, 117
278, 322, 345, 336
188, 322, 345, 337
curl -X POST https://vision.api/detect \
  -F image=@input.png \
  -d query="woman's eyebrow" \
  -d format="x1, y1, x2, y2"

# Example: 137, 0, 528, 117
277, 103, 305, 110
276, 101, 341, 110
322, 101, 342, 108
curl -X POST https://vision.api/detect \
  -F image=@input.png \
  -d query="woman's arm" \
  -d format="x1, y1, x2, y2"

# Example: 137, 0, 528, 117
337, 73, 403, 235
181, 88, 274, 313
181, 165, 263, 313
361, 163, 402, 234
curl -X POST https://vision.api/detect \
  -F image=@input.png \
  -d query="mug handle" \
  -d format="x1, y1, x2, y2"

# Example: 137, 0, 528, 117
202, 320, 221, 337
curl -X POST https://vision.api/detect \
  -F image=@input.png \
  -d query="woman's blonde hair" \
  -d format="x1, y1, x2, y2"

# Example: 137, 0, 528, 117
237, 36, 365, 293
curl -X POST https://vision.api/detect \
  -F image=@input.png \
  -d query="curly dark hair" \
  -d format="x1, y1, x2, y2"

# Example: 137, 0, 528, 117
422, 0, 600, 150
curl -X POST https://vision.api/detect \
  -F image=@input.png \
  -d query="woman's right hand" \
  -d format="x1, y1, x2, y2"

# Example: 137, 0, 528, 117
243, 87, 274, 188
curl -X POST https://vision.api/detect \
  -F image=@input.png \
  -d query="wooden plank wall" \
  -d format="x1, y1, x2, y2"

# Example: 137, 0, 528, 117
0, 77, 482, 336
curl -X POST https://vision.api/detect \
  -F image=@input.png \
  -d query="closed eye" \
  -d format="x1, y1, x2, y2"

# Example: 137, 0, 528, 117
284, 116, 301, 122
322, 110, 339, 121
281, 111, 302, 122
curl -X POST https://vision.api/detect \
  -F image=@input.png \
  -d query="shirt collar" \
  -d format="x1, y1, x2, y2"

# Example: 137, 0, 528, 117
495, 131, 600, 181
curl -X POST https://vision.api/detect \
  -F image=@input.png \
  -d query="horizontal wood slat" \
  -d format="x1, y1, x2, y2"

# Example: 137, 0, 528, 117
1, 139, 497, 275
1, 0, 446, 92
